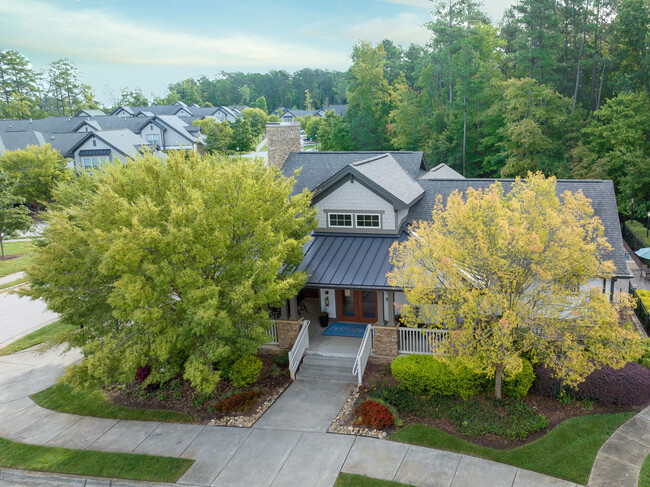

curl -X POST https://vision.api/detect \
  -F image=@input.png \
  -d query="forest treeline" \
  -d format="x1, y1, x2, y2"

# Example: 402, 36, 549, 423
1, 0, 648, 215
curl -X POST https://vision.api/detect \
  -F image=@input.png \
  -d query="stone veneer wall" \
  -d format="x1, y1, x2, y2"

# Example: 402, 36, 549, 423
276, 319, 303, 350
373, 325, 399, 357
266, 123, 301, 169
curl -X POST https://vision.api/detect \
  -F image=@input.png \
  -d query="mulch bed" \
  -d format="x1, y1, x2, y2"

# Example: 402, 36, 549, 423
0, 254, 22, 261
104, 352, 291, 424
340, 359, 643, 450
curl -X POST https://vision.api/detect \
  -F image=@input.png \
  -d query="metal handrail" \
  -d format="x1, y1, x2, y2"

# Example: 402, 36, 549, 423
352, 325, 373, 384
288, 320, 310, 379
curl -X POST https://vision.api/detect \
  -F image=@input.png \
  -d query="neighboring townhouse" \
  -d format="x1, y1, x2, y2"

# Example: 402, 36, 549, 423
279, 105, 347, 122
75, 108, 107, 117
0, 111, 203, 158
265, 126, 630, 381
111, 101, 245, 122
0, 129, 153, 171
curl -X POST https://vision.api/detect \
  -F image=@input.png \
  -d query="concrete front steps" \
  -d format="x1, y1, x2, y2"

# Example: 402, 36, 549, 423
296, 352, 357, 383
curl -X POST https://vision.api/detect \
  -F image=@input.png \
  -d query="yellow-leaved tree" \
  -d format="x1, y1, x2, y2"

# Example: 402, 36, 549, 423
388, 173, 641, 399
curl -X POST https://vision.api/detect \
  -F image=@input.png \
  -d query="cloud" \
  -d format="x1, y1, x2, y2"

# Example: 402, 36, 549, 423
0, 0, 346, 69
339, 12, 430, 45
375, 0, 433, 8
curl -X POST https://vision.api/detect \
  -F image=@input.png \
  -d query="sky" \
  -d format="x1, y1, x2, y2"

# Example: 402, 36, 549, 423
0, 0, 515, 105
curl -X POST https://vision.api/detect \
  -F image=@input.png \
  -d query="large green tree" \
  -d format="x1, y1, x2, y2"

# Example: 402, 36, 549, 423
389, 173, 642, 399
0, 144, 71, 209
24, 152, 316, 393
0, 169, 32, 257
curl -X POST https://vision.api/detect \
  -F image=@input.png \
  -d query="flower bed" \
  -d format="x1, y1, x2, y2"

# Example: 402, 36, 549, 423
104, 352, 291, 426
329, 359, 643, 449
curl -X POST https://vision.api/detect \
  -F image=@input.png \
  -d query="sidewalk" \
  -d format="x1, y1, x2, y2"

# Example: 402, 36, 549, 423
0, 272, 24, 288
0, 346, 636, 487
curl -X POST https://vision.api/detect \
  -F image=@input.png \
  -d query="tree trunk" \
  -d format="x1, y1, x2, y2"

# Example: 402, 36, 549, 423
495, 364, 505, 400
594, 59, 606, 119
0, 237, 4, 258
572, 2, 589, 112
462, 93, 467, 177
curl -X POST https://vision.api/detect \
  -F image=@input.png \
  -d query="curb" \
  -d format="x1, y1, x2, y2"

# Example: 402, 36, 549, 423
0, 468, 202, 487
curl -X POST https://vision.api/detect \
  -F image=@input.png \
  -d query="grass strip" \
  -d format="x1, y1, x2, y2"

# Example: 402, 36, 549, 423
0, 241, 35, 277
0, 277, 28, 291
0, 321, 76, 356
640, 455, 650, 487
389, 412, 634, 485
335, 473, 409, 486
0, 436, 192, 482
31, 383, 194, 423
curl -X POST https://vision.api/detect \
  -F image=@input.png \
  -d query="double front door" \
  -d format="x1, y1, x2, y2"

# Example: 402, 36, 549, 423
336, 289, 377, 323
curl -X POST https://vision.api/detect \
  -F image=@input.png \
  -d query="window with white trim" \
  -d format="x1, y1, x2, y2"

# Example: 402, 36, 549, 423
328, 213, 353, 227
81, 156, 109, 169
356, 214, 380, 228
146, 134, 160, 145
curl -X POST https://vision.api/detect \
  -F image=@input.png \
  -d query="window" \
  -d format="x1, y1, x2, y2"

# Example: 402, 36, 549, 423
146, 134, 160, 145
81, 156, 109, 170
356, 214, 380, 228
329, 213, 352, 227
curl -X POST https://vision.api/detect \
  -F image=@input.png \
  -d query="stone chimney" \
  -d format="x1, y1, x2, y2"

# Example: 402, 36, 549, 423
266, 122, 301, 169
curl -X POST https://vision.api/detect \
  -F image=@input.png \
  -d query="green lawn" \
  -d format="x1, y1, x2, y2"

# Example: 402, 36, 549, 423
389, 413, 634, 485
0, 240, 35, 277
0, 321, 76, 356
0, 276, 28, 291
335, 473, 409, 486
0, 436, 193, 482
641, 455, 650, 487
31, 383, 194, 423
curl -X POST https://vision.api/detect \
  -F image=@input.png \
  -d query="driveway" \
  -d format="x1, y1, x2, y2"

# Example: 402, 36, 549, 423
0, 347, 584, 487
0, 287, 58, 349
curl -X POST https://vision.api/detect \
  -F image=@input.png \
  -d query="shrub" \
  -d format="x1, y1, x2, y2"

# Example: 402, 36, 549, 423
574, 363, 650, 406
370, 398, 404, 427
503, 359, 535, 398
373, 385, 419, 413
135, 365, 151, 384
534, 363, 650, 406
229, 355, 263, 388
639, 338, 650, 369
355, 400, 394, 429
214, 389, 263, 413
273, 353, 289, 366
391, 355, 484, 399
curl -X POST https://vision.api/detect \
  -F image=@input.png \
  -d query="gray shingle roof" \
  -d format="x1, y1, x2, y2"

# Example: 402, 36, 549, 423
407, 179, 629, 278
419, 163, 465, 180
349, 153, 424, 207
0, 131, 47, 152
323, 104, 347, 117
283, 151, 428, 196
76, 109, 106, 117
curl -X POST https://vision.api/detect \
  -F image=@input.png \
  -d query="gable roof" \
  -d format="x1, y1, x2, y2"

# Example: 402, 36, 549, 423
75, 109, 107, 117
281, 109, 323, 118
323, 104, 347, 117
283, 151, 428, 197
419, 163, 465, 180
313, 153, 425, 209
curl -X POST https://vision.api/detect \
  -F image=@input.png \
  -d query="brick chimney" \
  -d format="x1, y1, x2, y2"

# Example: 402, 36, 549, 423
266, 122, 301, 169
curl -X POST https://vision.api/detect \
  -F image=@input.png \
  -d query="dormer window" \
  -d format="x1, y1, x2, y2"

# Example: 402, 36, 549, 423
356, 214, 380, 228
329, 213, 352, 228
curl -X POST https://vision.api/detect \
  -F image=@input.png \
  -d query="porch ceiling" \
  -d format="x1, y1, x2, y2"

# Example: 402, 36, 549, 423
298, 233, 406, 290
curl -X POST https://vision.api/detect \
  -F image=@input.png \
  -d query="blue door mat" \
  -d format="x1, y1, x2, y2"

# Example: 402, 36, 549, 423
322, 322, 367, 338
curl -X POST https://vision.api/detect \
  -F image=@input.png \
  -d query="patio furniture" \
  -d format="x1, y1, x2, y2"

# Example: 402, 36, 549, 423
268, 307, 281, 320
641, 266, 650, 282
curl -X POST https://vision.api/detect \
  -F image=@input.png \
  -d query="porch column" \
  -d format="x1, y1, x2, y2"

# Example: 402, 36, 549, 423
376, 290, 385, 326
386, 290, 395, 326
289, 296, 300, 321
280, 300, 289, 320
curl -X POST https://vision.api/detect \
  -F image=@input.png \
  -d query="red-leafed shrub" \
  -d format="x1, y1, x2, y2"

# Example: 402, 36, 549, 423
215, 390, 262, 413
533, 363, 650, 406
135, 365, 151, 384
355, 400, 394, 429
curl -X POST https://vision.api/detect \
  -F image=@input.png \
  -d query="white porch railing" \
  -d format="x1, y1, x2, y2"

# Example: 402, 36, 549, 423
266, 321, 278, 344
398, 327, 447, 355
352, 325, 373, 384
288, 320, 310, 379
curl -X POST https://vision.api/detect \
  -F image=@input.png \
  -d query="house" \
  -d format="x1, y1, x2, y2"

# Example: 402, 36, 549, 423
323, 104, 347, 117
280, 109, 325, 123
265, 125, 630, 381
75, 109, 107, 117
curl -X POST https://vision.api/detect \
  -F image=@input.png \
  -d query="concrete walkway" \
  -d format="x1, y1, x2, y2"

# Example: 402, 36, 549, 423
0, 272, 25, 288
0, 347, 629, 487
589, 405, 650, 487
